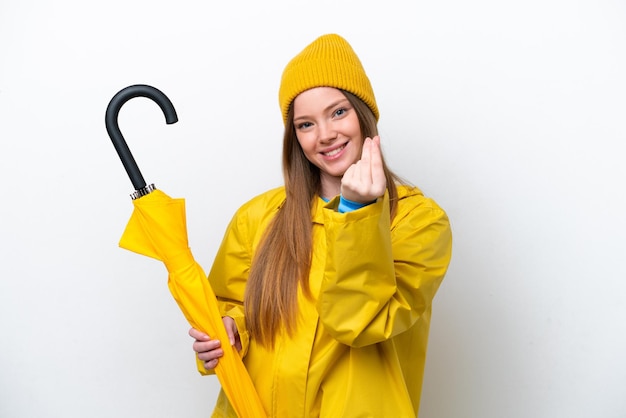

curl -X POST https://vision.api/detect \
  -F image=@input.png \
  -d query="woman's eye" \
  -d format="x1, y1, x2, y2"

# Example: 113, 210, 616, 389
297, 122, 312, 129
334, 108, 346, 117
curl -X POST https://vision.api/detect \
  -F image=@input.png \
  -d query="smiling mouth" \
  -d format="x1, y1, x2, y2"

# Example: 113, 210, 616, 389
323, 144, 346, 157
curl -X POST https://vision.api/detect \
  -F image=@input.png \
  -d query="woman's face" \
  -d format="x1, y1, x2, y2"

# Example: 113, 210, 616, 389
292, 87, 363, 185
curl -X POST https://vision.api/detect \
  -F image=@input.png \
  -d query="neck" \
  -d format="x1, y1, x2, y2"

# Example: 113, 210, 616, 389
319, 172, 342, 200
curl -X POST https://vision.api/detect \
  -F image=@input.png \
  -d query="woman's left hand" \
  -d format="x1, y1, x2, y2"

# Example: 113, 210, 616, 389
341, 136, 386, 203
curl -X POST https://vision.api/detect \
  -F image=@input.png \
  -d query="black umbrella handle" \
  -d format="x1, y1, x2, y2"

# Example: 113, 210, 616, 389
105, 84, 178, 197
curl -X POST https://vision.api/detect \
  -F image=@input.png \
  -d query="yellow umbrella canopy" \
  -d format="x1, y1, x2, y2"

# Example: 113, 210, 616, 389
119, 189, 266, 418
106, 85, 266, 417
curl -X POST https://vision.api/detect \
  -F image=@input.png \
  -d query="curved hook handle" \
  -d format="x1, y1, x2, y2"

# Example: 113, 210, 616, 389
105, 84, 178, 195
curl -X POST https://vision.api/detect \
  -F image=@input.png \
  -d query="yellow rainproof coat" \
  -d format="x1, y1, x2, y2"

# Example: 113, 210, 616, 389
202, 185, 452, 418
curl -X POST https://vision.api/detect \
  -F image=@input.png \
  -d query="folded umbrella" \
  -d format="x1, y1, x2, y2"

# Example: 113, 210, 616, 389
106, 84, 266, 418
119, 189, 265, 418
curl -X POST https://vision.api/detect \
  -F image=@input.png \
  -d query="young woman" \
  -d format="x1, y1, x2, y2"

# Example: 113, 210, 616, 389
189, 33, 453, 417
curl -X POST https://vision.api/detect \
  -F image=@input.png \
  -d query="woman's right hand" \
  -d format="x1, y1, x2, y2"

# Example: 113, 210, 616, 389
189, 316, 241, 370
341, 136, 386, 204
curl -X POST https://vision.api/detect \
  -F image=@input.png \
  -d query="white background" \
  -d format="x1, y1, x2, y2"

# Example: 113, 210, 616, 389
1, 1, 625, 417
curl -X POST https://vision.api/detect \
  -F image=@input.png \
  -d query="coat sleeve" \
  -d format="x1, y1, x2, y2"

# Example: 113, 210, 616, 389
206, 209, 254, 360
201, 189, 284, 371
316, 191, 452, 347
193, 209, 252, 376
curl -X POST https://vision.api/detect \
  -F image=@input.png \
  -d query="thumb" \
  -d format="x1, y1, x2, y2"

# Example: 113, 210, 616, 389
228, 328, 236, 346
223, 316, 238, 346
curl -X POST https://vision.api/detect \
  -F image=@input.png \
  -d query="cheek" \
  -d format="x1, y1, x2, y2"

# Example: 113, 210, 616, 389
296, 133, 315, 153
342, 116, 363, 142
350, 122, 363, 139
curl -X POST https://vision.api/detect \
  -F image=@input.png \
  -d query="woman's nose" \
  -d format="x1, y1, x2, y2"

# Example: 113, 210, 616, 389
318, 122, 337, 143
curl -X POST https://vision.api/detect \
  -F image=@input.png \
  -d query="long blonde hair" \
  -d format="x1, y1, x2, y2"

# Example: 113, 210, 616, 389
244, 90, 403, 347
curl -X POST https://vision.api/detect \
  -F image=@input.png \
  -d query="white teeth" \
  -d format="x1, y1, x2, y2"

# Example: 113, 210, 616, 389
324, 144, 345, 157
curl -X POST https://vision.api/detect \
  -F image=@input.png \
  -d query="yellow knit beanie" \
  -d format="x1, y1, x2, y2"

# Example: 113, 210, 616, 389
278, 33, 379, 125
